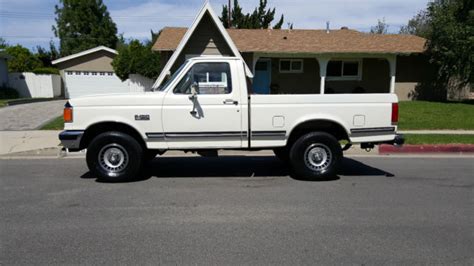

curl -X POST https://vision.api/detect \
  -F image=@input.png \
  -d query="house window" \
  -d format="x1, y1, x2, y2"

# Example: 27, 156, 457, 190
279, 59, 303, 73
107, 72, 113, 76
91, 72, 97, 76
327, 60, 362, 80
75, 71, 81, 75
83, 72, 89, 75
100, 72, 106, 76
66, 71, 73, 75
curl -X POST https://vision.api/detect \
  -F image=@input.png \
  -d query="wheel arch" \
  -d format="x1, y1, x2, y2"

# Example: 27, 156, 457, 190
80, 121, 147, 150
287, 118, 350, 147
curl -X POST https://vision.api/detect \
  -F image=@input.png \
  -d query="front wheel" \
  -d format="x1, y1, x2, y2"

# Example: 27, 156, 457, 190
289, 132, 342, 180
86, 131, 143, 182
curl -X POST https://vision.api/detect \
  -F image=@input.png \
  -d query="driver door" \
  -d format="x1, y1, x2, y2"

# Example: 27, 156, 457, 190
162, 61, 243, 149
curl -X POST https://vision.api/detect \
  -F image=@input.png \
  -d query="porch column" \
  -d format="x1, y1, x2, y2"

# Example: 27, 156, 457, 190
387, 55, 397, 93
317, 57, 330, 94
252, 54, 261, 74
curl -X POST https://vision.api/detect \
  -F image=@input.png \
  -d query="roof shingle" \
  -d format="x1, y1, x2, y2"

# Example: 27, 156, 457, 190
153, 27, 426, 55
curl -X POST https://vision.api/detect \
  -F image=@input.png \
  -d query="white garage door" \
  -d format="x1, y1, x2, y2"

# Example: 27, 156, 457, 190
64, 71, 130, 98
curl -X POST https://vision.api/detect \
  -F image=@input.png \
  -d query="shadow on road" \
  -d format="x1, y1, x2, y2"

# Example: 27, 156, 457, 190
81, 156, 394, 183
340, 157, 394, 177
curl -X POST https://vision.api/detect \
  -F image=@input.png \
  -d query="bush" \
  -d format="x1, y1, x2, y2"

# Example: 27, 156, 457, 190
0, 86, 19, 99
32, 67, 60, 75
112, 39, 160, 81
5, 45, 42, 72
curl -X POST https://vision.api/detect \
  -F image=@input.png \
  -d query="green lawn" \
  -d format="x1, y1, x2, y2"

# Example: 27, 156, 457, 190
399, 101, 474, 130
0, 98, 54, 108
40, 116, 64, 130
0, 99, 20, 107
0, 99, 9, 108
404, 134, 474, 145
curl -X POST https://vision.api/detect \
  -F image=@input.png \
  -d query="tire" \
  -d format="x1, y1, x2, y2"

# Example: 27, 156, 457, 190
273, 147, 290, 162
86, 131, 143, 182
289, 132, 342, 180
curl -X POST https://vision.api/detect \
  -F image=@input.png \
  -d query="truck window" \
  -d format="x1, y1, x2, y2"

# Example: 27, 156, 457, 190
174, 63, 232, 95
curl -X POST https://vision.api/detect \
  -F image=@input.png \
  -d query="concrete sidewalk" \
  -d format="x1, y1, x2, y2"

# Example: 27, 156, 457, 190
0, 131, 61, 155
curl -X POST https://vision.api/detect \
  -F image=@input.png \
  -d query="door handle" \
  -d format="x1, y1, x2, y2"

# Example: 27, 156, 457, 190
223, 99, 238, 105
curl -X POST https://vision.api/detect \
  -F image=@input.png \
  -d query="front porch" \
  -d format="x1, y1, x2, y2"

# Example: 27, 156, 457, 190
247, 53, 397, 95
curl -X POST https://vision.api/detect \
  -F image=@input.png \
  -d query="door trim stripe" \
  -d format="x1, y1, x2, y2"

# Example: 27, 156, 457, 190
146, 131, 287, 141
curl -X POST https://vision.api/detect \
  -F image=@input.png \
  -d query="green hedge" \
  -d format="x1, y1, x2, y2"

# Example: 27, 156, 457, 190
32, 67, 60, 75
0, 86, 19, 99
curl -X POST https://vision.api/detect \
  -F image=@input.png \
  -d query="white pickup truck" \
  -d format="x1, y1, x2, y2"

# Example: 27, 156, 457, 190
59, 57, 403, 182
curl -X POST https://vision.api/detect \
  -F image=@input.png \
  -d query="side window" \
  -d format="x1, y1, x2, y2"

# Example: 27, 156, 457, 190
174, 63, 232, 94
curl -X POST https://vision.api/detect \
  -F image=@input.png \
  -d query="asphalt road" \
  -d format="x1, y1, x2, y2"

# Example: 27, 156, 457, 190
1, 156, 473, 265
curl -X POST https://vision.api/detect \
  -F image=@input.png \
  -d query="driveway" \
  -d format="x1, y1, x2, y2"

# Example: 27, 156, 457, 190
0, 100, 66, 131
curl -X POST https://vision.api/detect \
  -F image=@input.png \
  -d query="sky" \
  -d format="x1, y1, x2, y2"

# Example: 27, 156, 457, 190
0, 0, 431, 51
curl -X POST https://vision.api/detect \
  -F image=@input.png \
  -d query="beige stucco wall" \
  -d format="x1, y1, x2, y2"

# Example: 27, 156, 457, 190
325, 58, 390, 94
395, 54, 436, 100
270, 58, 321, 94
56, 50, 116, 72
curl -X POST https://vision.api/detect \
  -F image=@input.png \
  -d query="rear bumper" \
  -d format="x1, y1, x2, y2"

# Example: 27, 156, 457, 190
59, 130, 84, 150
360, 134, 405, 150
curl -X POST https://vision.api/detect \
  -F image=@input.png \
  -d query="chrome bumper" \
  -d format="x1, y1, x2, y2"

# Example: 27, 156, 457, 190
59, 130, 84, 150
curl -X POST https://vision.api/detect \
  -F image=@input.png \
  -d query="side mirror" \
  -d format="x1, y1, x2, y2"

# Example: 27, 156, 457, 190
189, 82, 198, 100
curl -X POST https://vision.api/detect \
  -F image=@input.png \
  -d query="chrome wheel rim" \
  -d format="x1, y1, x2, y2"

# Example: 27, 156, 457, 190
98, 143, 129, 174
304, 143, 332, 172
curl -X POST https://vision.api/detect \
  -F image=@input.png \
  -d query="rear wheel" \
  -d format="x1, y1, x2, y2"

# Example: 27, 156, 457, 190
86, 131, 143, 182
289, 132, 342, 180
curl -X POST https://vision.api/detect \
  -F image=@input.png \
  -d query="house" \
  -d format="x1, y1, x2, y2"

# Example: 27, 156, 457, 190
152, 2, 435, 101
52, 46, 153, 98
0, 49, 12, 87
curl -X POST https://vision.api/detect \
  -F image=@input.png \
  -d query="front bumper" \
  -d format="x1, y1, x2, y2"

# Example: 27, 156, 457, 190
59, 130, 84, 150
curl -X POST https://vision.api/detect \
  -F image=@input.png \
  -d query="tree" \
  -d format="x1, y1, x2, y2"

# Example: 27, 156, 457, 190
370, 18, 389, 34
0, 37, 7, 49
399, 10, 431, 38
220, 0, 286, 29
36, 41, 60, 67
5, 45, 42, 72
53, 0, 118, 56
112, 33, 161, 81
425, 0, 473, 92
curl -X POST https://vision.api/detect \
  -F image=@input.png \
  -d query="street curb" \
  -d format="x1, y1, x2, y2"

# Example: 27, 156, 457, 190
379, 144, 474, 154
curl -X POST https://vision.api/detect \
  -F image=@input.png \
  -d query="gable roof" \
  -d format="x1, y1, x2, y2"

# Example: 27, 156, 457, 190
152, 1, 253, 89
52, 46, 117, 65
153, 27, 427, 55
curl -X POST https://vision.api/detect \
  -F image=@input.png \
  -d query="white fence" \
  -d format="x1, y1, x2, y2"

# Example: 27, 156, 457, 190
9, 72, 61, 98
129, 74, 154, 93
63, 72, 154, 98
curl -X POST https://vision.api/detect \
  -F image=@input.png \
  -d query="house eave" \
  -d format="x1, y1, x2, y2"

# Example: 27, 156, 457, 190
52, 46, 118, 65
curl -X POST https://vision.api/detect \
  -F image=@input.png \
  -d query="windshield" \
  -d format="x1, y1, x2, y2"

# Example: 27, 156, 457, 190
157, 61, 188, 91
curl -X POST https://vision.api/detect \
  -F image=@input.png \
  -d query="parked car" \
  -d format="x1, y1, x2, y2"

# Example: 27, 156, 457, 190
59, 57, 403, 182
